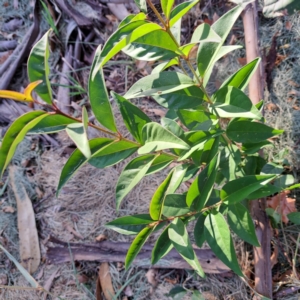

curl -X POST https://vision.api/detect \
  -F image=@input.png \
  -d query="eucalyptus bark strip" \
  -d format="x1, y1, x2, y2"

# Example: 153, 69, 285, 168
242, 1, 272, 298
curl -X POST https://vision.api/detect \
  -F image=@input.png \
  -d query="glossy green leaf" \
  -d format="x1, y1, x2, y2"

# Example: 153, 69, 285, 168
0, 111, 48, 176
204, 212, 243, 276
211, 86, 262, 120
186, 153, 220, 209
89, 45, 117, 132
134, 0, 147, 13
116, 154, 156, 210
285, 183, 300, 190
113, 92, 151, 143
219, 145, 241, 181
89, 140, 138, 168
263, 0, 300, 17
194, 213, 206, 248
246, 184, 281, 200
261, 162, 283, 175
226, 121, 284, 143
151, 58, 179, 74
149, 169, 175, 220
241, 141, 273, 154
214, 45, 242, 62
106, 214, 154, 235
221, 58, 261, 91
191, 23, 221, 44
152, 86, 204, 109
57, 138, 113, 195
66, 109, 91, 159
92, 21, 161, 73
122, 29, 179, 61
221, 175, 276, 204
177, 109, 217, 131
146, 153, 174, 175
27, 30, 52, 104
274, 174, 295, 189
151, 224, 173, 265
161, 117, 184, 138
169, 0, 199, 27
287, 212, 300, 225
196, 3, 246, 85
169, 218, 205, 277
200, 136, 220, 165
138, 122, 189, 154
163, 194, 190, 217
29, 114, 77, 134
124, 71, 196, 99
227, 203, 260, 246
161, 0, 175, 19
125, 226, 154, 269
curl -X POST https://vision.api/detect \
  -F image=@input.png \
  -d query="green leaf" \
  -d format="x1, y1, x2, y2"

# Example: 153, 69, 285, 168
169, 218, 205, 277
287, 212, 300, 225
221, 58, 261, 91
89, 140, 138, 168
125, 226, 154, 269
138, 122, 189, 154
152, 86, 204, 109
285, 183, 300, 190
211, 86, 262, 120
66, 108, 91, 159
214, 45, 242, 62
226, 120, 284, 143
89, 45, 117, 132
106, 214, 154, 235
92, 21, 161, 73
122, 30, 179, 61
161, 0, 175, 19
273, 174, 295, 189
246, 184, 281, 200
124, 71, 196, 99
169, 0, 199, 27
191, 23, 221, 43
192, 290, 205, 300
134, 0, 147, 13
151, 58, 179, 74
199, 136, 220, 165
151, 224, 173, 265
161, 117, 184, 138
113, 92, 151, 143
27, 30, 52, 104
196, 3, 246, 86
0, 111, 48, 176
186, 153, 220, 210
263, 0, 300, 17
116, 154, 156, 210
261, 162, 284, 175
204, 212, 242, 276
146, 153, 174, 175
221, 175, 276, 204
227, 203, 260, 246
149, 169, 175, 220
241, 141, 273, 155
194, 213, 206, 248
57, 138, 113, 195
163, 194, 191, 217
29, 114, 77, 134
219, 145, 241, 181
177, 108, 217, 131
167, 286, 187, 299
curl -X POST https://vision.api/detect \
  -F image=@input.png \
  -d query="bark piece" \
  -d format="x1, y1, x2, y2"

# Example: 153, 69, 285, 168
9, 166, 41, 274
46, 237, 230, 274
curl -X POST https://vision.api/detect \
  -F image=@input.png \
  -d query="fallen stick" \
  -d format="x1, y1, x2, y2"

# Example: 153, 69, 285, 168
46, 236, 230, 274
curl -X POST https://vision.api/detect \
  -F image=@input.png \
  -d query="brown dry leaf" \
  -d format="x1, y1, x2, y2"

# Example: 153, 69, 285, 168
265, 103, 279, 111
9, 166, 41, 274
237, 57, 247, 66
164, 277, 178, 284
98, 262, 115, 300
270, 243, 279, 268
77, 274, 89, 284
42, 267, 61, 300
63, 222, 84, 240
95, 234, 107, 242
96, 273, 103, 300
288, 80, 300, 88
275, 54, 287, 66
267, 191, 297, 224
285, 20, 292, 30
145, 269, 158, 287
2, 206, 15, 213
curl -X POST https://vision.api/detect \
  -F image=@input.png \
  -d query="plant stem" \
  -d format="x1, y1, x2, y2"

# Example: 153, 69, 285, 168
146, 0, 167, 28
